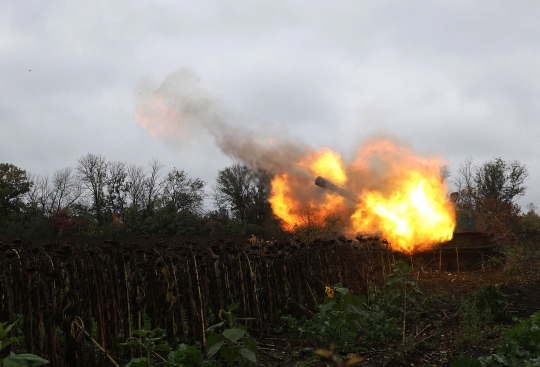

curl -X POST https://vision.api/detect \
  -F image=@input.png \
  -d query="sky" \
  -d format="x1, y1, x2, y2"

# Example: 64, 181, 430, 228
1, 1, 539, 211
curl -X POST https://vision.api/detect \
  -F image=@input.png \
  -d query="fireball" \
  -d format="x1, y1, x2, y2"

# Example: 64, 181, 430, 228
269, 139, 456, 253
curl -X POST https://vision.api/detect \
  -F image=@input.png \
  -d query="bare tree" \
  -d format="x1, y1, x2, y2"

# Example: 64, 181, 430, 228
76, 154, 108, 225
26, 174, 51, 214
453, 157, 476, 210
127, 164, 146, 211
49, 167, 82, 215
141, 158, 164, 215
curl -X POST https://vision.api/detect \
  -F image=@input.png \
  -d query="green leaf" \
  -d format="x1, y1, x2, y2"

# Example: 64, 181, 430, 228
345, 304, 366, 316
131, 330, 148, 338
0, 323, 14, 340
321, 300, 335, 312
153, 344, 172, 352
125, 357, 150, 367
0, 337, 19, 352
334, 287, 349, 295
223, 328, 246, 343
237, 317, 256, 321
239, 347, 257, 364
120, 340, 143, 347
344, 294, 366, 307
227, 302, 240, 311
205, 321, 225, 333
207, 341, 224, 359
206, 333, 225, 347
244, 336, 258, 355
3, 353, 50, 367
220, 346, 239, 364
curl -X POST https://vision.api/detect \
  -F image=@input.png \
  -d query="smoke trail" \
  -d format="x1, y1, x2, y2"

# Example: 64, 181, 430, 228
136, 68, 309, 176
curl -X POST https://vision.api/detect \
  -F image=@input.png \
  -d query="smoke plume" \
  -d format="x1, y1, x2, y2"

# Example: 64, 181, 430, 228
136, 68, 309, 177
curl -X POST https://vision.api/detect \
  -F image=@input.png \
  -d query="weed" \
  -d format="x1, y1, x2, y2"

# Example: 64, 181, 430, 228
120, 327, 172, 367
167, 344, 204, 367
0, 320, 49, 366
457, 297, 485, 347
452, 311, 540, 366
457, 285, 512, 348
298, 284, 365, 350
205, 303, 258, 365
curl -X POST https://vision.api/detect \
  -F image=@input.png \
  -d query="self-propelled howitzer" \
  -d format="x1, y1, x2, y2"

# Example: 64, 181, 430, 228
313, 175, 495, 270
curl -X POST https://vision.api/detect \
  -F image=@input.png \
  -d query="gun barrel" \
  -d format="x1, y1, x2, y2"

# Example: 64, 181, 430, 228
314, 176, 359, 203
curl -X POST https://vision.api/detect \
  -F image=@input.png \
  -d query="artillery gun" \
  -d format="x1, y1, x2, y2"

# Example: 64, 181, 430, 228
314, 176, 494, 270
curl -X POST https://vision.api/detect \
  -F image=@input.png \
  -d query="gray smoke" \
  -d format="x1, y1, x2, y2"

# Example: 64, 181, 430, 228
136, 68, 309, 176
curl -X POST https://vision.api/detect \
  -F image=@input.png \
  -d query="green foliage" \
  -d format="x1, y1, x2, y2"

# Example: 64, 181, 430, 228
167, 344, 204, 367
374, 260, 424, 320
453, 312, 540, 367
520, 204, 540, 230
474, 158, 528, 203
213, 164, 271, 225
0, 163, 32, 235
482, 311, 540, 365
358, 261, 424, 343
205, 303, 258, 365
457, 297, 486, 347
0, 320, 49, 367
298, 284, 365, 350
457, 285, 511, 347
120, 327, 172, 367
474, 286, 513, 323
162, 168, 206, 215
0, 163, 32, 215
288, 261, 424, 350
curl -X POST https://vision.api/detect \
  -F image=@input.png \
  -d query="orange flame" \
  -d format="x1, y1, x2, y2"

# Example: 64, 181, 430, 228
268, 174, 302, 231
299, 148, 347, 185
269, 139, 456, 253
269, 149, 349, 232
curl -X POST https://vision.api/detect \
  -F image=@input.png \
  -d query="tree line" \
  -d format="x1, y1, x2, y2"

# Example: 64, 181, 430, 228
0, 154, 538, 239
0, 154, 274, 238
452, 156, 539, 244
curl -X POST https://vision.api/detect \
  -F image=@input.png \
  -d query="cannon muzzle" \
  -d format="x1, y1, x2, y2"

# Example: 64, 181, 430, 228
314, 176, 359, 203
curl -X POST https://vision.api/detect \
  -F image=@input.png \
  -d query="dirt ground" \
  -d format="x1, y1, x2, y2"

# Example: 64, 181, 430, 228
255, 260, 540, 367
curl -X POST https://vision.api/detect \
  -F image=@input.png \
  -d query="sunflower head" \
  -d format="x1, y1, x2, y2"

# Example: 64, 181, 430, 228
325, 286, 335, 298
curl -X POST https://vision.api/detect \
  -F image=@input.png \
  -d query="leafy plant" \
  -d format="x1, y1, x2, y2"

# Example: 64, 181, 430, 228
298, 284, 365, 350
289, 261, 425, 349
457, 285, 512, 347
0, 320, 49, 367
120, 327, 173, 367
452, 311, 540, 367
167, 344, 204, 367
360, 260, 424, 343
457, 297, 485, 347
474, 285, 513, 323
205, 303, 258, 365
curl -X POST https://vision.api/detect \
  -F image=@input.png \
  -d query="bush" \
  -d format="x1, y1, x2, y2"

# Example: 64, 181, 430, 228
167, 344, 204, 367
453, 311, 540, 367
457, 285, 513, 347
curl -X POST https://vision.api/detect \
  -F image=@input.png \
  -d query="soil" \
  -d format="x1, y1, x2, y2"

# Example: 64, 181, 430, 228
255, 260, 540, 367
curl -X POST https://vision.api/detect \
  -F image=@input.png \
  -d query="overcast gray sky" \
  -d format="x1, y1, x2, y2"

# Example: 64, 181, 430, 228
1, 1, 539, 210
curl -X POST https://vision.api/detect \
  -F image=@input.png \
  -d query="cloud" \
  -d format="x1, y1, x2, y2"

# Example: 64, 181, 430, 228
1, 0, 539, 209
